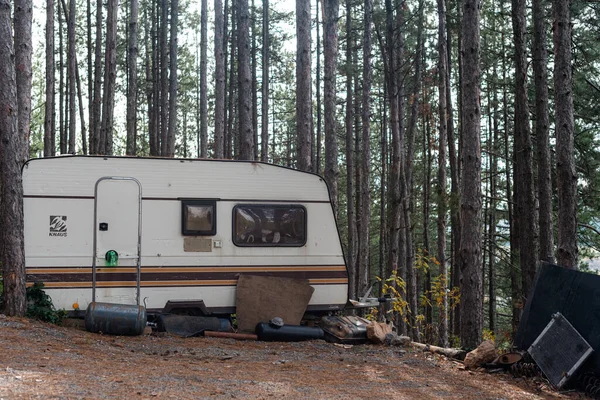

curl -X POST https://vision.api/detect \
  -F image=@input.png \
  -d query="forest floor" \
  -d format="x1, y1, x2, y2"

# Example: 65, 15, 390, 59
0, 315, 588, 400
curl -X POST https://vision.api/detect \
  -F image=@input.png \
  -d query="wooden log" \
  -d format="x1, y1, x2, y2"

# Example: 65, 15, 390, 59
204, 331, 258, 341
411, 341, 467, 360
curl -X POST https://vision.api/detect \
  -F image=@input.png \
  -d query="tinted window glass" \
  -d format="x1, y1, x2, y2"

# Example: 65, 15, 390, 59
233, 205, 306, 246
182, 200, 216, 235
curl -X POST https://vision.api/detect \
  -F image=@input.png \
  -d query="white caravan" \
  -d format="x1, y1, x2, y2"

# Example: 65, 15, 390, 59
23, 156, 348, 316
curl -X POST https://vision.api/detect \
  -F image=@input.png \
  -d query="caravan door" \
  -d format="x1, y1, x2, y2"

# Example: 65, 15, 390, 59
93, 177, 142, 305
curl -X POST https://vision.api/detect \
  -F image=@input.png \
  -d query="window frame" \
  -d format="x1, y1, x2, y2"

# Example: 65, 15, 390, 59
181, 199, 217, 236
232, 204, 307, 247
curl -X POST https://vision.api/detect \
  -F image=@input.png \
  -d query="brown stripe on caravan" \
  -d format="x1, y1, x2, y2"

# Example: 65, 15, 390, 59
27, 269, 348, 283
26, 265, 348, 288
26, 265, 347, 272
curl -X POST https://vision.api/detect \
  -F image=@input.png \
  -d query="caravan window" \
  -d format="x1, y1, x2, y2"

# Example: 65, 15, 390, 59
233, 205, 306, 247
182, 200, 216, 236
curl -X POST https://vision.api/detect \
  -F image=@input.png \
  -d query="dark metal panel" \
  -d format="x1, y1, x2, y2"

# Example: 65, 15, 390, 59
528, 312, 593, 388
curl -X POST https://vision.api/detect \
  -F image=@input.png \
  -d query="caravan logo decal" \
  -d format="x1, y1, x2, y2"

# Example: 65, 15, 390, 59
49, 216, 68, 237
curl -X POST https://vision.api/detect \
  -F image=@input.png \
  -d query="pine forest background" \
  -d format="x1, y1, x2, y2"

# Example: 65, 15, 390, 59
2, 0, 600, 349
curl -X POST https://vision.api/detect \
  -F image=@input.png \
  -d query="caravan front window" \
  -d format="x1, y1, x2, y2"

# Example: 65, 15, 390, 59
182, 200, 216, 236
233, 205, 306, 247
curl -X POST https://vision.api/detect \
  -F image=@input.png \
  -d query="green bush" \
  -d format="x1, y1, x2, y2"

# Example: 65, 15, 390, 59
26, 282, 67, 324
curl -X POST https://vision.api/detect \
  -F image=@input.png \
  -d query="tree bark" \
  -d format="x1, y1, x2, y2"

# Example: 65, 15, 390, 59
166, 0, 178, 157
126, 0, 139, 156
67, 0, 76, 154
14, 0, 32, 160
86, 0, 92, 154
384, 0, 400, 284
91, 0, 103, 155
315, 0, 321, 173
58, 0, 66, 154
447, 0, 461, 339
406, 0, 424, 342
345, 0, 357, 302
237, 0, 254, 160
553, 0, 577, 268
214, 0, 225, 158
44, 0, 55, 157
226, 2, 237, 158
75, 54, 87, 155
159, 0, 168, 156
296, 0, 312, 171
323, 0, 340, 212
437, 0, 449, 347
260, 0, 269, 162
423, 103, 433, 338
0, 0, 26, 316
199, 0, 208, 158
459, 0, 483, 350
533, 0, 554, 264
251, 0, 258, 159
512, 0, 538, 297
147, 1, 159, 156
358, 0, 373, 301
100, 0, 118, 155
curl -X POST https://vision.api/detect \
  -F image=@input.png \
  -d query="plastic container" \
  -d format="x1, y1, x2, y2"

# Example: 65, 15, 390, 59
255, 322, 324, 342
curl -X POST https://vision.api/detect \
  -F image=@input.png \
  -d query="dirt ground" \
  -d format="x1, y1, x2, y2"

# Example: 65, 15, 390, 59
0, 315, 587, 400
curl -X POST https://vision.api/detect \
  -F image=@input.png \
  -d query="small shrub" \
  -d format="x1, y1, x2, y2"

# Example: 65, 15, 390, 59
26, 282, 67, 324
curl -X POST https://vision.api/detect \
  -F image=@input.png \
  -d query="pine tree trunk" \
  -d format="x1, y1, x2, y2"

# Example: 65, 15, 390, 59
448, 0, 464, 337
384, 0, 400, 283
423, 104, 433, 339
553, 0, 577, 268
315, 0, 321, 173
86, 0, 92, 154
159, 0, 168, 156
533, 0, 554, 264
358, 0, 373, 300
512, 0, 538, 297
345, 0, 357, 302
406, 0, 424, 341
214, 0, 225, 158
488, 80, 498, 334
396, 0, 408, 335
166, 0, 179, 157
200, 0, 208, 158
405, 0, 424, 339
260, 0, 269, 162
67, 0, 76, 154
251, 0, 258, 159
436, 0, 449, 347
44, 0, 55, 156
323, 0, 339, 212
379, 86, 388, 299
447, 0, 460, 339
58, 0, 66, 154
502, 34, 520, 333
459, 0, 483, 350
296, 0, 311, 171
0, 0, 26, 316
14, 0, 32, 160
146, 1, 158, 156
226, 3, 236, 158
237, 0, 254, 160
100, 0, 118, 155
126, 0, 139, 156
75, 55, 87, 155
91, 0, 103, 155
